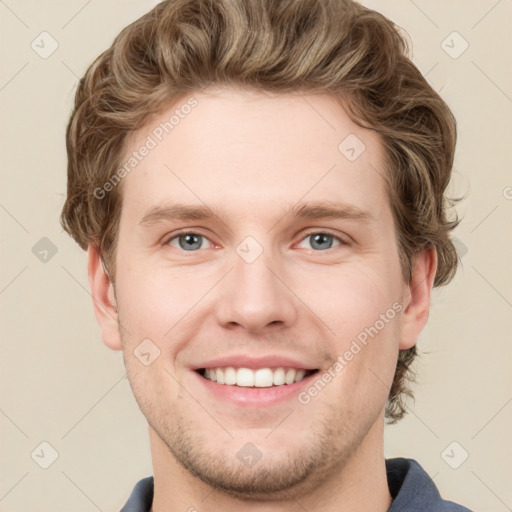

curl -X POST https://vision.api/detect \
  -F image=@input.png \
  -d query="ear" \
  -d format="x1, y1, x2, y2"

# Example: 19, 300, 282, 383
398, 245, 438, 350
87, 244, 122, 351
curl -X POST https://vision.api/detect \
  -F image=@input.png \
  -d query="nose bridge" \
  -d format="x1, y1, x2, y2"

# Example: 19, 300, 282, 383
214, 237, 297, 332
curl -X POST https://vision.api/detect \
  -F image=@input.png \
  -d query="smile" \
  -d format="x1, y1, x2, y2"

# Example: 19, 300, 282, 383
197, 367, 318, 387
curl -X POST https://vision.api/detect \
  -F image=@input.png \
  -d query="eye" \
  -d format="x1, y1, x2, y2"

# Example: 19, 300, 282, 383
297, 232, 343, 251
167, 233, 213, 251
165, 231, 346, 252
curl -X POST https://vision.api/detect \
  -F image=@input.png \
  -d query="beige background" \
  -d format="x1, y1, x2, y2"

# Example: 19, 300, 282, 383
1, 0, 511, 510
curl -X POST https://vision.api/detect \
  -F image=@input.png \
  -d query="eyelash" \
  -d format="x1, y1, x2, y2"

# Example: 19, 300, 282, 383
162, 229, 349, 251
300, 229, 349, 245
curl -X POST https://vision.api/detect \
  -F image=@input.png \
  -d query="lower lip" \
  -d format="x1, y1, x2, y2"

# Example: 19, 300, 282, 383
191, 370, 318, 407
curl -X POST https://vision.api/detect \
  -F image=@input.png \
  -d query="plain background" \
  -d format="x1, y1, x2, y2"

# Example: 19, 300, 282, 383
1, 0, 511, 510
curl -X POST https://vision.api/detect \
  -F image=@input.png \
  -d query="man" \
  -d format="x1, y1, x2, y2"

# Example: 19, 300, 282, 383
60, 0, 473, 510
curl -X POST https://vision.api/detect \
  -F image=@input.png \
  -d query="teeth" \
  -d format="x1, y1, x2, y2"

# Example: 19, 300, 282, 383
201, 367, 312, 387
237, 368, 254, 387
254, 368, 273, 387
294, 369, 306, 382
285, 368, 296, 384
224, 367, 237, 385
273, 367, 285, 385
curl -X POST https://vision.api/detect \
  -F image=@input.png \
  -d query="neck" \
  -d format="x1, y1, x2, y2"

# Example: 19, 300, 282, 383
149, 417, 392, 512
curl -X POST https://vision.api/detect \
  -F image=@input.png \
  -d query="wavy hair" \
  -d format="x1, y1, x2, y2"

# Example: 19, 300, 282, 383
60, 0, 460, 422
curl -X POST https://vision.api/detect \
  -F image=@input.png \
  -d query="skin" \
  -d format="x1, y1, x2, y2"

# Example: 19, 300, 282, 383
88, 87, 437, 511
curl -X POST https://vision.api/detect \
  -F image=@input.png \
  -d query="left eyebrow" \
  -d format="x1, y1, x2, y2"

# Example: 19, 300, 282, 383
138, 200, 375, 227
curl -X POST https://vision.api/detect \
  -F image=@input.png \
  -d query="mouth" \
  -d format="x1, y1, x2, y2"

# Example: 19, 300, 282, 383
195, 367, 320, 387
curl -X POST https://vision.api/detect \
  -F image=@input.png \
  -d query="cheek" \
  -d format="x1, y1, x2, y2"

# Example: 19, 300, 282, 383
116, 261, 203, 333
294, 262, 401, 393
291, 260, 400, 335
317, 313, 400, 415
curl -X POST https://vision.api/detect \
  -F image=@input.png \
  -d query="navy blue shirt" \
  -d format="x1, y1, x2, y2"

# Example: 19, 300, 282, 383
120, 458, 474, 511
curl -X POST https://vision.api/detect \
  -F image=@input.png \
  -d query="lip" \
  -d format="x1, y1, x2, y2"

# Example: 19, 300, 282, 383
190, 368, 320, 407
191, 354, 318, 371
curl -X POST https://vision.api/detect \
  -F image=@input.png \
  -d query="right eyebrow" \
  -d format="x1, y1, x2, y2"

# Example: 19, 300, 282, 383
138, 199, 375, 228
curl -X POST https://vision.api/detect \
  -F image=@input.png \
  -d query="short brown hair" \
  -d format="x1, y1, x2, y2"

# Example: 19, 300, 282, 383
61, 0, 460, 422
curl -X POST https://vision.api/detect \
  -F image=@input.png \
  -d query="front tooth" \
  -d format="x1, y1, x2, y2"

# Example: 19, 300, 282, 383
294, 369, 306, 382
284, 368, 297, 385
273, 367, 285, 385
237, 368, 255, 387
224, 367, 237, 385
206, 367, 309, 386
254, 368, 274, 387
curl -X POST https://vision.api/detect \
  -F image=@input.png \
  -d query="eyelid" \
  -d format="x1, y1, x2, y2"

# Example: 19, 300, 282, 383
162, 228, 351, 250
162, 229, 216, 248
295, 229, 351, 247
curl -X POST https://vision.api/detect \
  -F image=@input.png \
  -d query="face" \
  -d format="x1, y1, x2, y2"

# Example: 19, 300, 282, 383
91, 87, 431, 499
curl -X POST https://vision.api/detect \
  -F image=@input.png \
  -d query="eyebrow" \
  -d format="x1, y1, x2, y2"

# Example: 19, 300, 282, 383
138, 200, 374, 227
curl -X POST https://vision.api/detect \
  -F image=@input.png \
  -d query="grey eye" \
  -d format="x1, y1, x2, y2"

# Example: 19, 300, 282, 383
169, 233, 209, 251
298, 233, 341, 251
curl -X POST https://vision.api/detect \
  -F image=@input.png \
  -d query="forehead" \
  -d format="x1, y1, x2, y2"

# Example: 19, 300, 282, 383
119, 87, 389, 224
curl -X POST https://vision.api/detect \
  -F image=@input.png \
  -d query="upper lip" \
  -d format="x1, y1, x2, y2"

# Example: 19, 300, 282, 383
192, 354, 318, 371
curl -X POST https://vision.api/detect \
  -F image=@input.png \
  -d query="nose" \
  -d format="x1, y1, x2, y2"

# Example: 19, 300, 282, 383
214, 247, 298, 334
